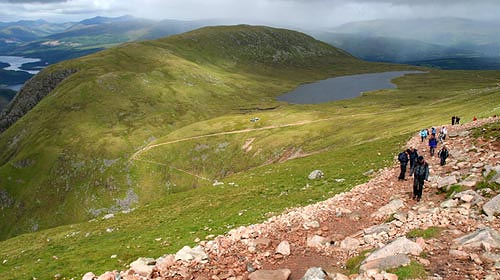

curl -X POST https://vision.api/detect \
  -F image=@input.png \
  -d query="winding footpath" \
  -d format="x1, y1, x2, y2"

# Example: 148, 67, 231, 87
129, 118, 335, 161
85, 117, 500, 280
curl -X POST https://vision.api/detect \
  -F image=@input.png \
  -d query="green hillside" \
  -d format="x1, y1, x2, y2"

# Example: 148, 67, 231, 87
0, 24, 390, 240
0, 25, 499, 280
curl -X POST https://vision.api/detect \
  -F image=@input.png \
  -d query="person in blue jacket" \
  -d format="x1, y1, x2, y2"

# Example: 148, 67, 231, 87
428, 134, 438, 156
420, 129, 428, 142
411, 156, 429, 201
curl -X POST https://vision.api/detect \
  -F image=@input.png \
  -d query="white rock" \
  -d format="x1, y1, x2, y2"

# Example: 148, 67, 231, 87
307, 235, 329, 248
454, 227, 500, 249
440, 199, 458, 208
175, 245, 208, 262
276, 241, 291, 256
129, 257, 156, 277
300, 267, 327, 280
483, 194, 500, 217
102, 214, 114, 220
303, 220, 320, 229
82, 272, 96, 280
308, 170, 324, 180
371, 199, 404, 218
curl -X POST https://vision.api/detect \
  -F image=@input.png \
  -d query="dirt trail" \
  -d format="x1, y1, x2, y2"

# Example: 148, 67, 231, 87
129, 118, 334, 161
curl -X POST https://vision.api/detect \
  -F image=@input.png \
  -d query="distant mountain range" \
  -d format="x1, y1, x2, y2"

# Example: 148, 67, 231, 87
314, 17, 500, 69
0, 15, 227, 111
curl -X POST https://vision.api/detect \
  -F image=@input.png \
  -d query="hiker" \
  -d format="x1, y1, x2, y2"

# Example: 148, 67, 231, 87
431, 127, 437, 136
452, 116, 456, 125
438, 126, 447, 143
411, 155, 429, 201
409, 147, 419, 176
473, 116, 477, 121
438, 145, 449, 166
420, 129, 428, 142
428, 134, 438, 156
398, 149, 409, 181
456, 116, 460, 124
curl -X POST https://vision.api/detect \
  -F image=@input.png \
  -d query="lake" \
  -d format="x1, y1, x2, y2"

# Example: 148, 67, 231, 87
277, 71, 425, 104
0, 55, 41, 75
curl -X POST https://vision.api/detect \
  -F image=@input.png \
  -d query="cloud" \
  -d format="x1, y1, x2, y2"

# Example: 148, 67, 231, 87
0, 0, 499, 27
0, 0, 68, 3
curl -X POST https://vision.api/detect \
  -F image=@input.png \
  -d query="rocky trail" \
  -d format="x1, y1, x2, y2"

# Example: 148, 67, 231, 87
85, 117, 500, 280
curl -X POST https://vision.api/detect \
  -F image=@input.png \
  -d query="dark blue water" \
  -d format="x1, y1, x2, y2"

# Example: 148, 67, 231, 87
277, 71, 424, 104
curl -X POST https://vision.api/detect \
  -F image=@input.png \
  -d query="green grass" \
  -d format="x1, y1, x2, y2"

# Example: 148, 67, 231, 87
388, 261, 427, 279
471, 120, 500, 141
0, 25, 499, 279
346, 250, 374, 275
406, 227, 442, 239
444, 185, 465, 198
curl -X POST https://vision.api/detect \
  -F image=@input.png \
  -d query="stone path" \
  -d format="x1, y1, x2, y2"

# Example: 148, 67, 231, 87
85, 117, 500, 280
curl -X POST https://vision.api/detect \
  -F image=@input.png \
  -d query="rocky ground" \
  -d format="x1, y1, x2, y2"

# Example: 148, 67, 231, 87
84, 117, 500, 280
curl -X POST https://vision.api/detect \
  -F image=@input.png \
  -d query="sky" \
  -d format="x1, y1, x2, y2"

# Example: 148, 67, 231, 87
0, 0, 499, 28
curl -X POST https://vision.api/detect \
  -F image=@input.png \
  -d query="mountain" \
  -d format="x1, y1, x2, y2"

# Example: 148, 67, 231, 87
0, 19, 72, 43
0, 16, 226, 106
315, 32, 479, 63
78, 15, 136, 25
323, 18, 500, 69
0, 25, 373, 240
0, 25, 499, 280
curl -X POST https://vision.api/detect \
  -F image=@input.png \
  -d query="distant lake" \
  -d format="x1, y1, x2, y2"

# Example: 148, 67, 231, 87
277, 71, 425, 104
0, 55, 41, 75
3, 84, 23, 91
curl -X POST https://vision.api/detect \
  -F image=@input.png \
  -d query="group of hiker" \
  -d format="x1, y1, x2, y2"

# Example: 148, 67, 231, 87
451, 116, 461, 125
398, 125, 450, 202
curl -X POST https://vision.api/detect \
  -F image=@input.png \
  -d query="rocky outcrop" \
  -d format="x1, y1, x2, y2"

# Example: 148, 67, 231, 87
0, 68, 77, 133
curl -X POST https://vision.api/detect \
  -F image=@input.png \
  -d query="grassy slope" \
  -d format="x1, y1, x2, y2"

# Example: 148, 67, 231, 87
0, 25, 499, 279
0, 25, 400, 239
0, 71, 498, 280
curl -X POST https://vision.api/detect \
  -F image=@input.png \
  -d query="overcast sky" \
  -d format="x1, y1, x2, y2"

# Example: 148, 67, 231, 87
0, 0, 499, 28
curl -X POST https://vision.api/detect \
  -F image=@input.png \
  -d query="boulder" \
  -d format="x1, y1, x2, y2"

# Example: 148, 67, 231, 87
454, 227, 500, 249
371, 199, 404, 218
276, 241, 291, 256
129, 257, 156, 277
175, 245, 208, 262
453, 190, 484, 206
440, 199, 458, 209
360, 254, 411, 272
300, 267, 328, 280
437, 176, 458, 191
248, 269, 292, 280
360, 237, 422, 272
483, 194, 500, 217
308, 170, 324, 180
364, 224, 390, 235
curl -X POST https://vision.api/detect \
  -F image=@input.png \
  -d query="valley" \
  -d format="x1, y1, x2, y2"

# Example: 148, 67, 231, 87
0, 24, 499, 280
